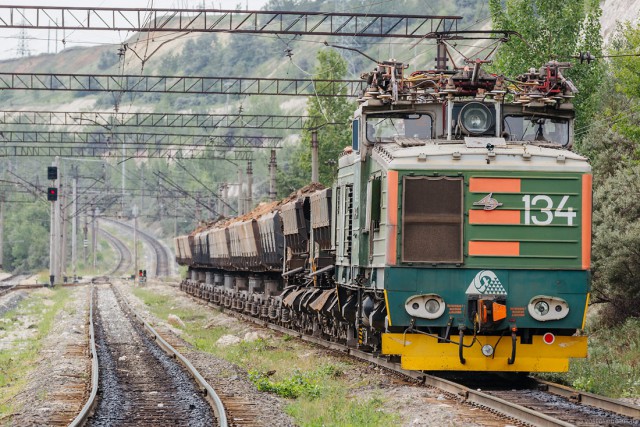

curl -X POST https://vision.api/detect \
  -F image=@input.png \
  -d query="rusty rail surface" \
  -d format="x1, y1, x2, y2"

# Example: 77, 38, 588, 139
68, 285, 99, 427
535, 378, 640, 420
112, 285, 227, 426
192, 294, 639, 427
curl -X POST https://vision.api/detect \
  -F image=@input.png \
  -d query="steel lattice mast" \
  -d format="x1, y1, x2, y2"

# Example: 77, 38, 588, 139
0, 6, 460, 38
0, 145, 255, 160
0, 111, 316, 130
0, 73, 365, 97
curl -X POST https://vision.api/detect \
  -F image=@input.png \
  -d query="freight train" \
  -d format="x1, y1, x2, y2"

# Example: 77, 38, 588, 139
176, 57, 590, 372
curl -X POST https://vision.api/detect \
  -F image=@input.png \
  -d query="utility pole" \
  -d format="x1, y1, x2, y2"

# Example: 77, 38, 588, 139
195, 191, 201, 223
0, 193, 4, 270
133, 205, 138, 284
83, 215, 88, 264
58, 180, 66, 282
222, 184, 229, 216
92, 206, 97, 269
269, 149, 277, 201
218, 183, 225, 217
49, 188, 55, 285
311, 130, 319, 183
71, 166, 78, 282
435, 37, 448, 71
237, 167, 244, 216
246, 161, 253, 213
173, 199, 177, 237
49, 157, 59, 286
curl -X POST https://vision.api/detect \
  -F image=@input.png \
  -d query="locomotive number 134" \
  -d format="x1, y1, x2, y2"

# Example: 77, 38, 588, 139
522, 195, 576, 226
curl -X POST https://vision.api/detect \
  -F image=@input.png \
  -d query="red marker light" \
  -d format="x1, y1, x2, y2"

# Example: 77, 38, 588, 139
543, 332, 555, 345
47, 187, 58, 201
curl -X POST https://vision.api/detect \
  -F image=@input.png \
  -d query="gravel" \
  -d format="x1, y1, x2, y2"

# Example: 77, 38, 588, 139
87, 286, 214, 427
0, 286, 90, 426
0, 291, 27, 318
0, 280, 519, 427
120, 280, 512, 427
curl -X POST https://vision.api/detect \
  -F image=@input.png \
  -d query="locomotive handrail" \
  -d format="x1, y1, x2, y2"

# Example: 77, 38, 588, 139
308, 264, 334, 277
281, 266, 304, 277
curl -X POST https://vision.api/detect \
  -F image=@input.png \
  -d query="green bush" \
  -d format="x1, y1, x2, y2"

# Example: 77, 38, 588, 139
543, 318, 640, 397
249, 369, 320, 399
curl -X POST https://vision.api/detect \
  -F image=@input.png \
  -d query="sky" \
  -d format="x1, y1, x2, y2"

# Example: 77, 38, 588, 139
0, 1, 270, 60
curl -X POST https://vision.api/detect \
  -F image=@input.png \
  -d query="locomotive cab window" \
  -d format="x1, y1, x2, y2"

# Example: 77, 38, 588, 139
503, 115, 570, 147
366, 113, 432, 143
401, 176, 463, 263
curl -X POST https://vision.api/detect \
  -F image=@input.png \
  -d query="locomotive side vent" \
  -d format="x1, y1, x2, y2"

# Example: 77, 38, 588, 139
402, 176, 463, 263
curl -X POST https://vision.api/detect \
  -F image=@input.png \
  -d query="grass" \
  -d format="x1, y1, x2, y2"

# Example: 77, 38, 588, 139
133, 287, 400, 426
0, 287, 71, 413
540, 318, 640, 398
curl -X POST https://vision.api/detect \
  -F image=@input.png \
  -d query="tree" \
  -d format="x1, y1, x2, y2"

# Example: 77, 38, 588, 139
577, 23, 640, 326
3, 202, 49, 272
489, 0, 605, 137
607, 23, 640, 142
277, 49, 355, 195
591, 166, 640, 326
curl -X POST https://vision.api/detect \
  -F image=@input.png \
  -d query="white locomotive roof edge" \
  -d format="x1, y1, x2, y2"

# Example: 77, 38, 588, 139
339, 140, 591, 173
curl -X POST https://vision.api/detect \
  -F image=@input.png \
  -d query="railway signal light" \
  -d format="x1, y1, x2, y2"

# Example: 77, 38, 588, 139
47, 166, 57, 180
47, 187, 58, 201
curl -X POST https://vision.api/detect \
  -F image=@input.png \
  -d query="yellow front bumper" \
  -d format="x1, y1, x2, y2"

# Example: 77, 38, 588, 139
382, 333, 587, 372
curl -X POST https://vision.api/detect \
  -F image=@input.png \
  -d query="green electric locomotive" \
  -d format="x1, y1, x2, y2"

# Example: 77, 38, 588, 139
177, 58, 590, 372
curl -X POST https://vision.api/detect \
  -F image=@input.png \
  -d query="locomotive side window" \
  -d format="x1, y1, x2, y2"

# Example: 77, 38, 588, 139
366, 113, 432, 143
364, 176, 382, 232
401, 176, 463, 263
352, 119, 359, 151
503, 115, 569, 146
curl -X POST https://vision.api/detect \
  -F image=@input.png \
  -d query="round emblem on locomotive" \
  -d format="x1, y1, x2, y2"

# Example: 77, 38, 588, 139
466, 270, 507, 295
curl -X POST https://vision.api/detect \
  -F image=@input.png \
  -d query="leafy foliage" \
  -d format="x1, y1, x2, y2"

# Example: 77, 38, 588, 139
610, 23, 640, 100
607, 23, 640, 142
277, 50, 355, 194
590, 165, 640, 325
2, 197, 49, 273
541, 318, 640, 397
575, 23, 640, 326
249, 369, 321, 399
489, 0, 605, 135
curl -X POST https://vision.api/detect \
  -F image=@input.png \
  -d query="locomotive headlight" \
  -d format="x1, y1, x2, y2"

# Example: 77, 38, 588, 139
481, 344, 494, 357
425, 298, 440, 314
459, 102, 493, 135
534, 301, 550, 316
405, 294, 446, 319
528, 296, 569, 321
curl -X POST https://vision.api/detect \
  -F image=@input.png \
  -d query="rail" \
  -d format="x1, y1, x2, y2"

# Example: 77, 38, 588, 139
113, 285, 227, 426
68, 285, 99, 427
100, 218, 173, 277
536, 378, 640, 419
215, 305, 637, 427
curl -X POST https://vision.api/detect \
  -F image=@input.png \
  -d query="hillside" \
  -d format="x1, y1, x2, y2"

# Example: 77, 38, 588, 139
601, 0, 640, 42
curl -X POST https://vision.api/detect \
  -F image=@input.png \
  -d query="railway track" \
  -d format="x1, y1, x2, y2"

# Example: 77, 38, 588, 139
70, 283, 226, 426
98, 228, 133, 277
183, 284, 640, 427
438, 373, 640, 426
0, 274, 33, 297
100, 218, 173, 277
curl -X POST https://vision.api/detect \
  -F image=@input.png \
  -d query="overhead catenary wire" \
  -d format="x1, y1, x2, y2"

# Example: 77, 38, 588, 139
174, 160, 237, 214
